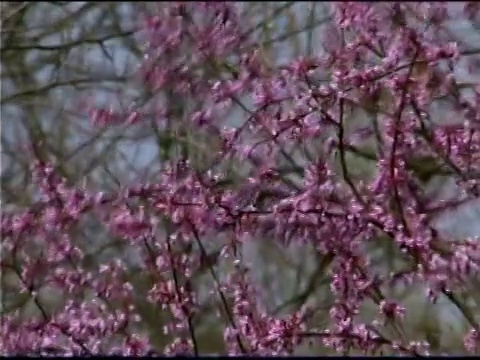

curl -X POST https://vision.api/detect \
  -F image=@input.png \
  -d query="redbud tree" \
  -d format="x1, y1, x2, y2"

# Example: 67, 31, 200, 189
2, 1, 480, 356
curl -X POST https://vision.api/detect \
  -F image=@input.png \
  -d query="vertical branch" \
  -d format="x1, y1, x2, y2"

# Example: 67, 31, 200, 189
337, 97, 363, 203
190, 227, 247, 354
389, 52, 419, 233
164, 230, 199, 356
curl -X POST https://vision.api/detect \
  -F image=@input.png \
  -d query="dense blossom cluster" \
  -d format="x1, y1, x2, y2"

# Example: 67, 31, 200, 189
2, 1, 480, 355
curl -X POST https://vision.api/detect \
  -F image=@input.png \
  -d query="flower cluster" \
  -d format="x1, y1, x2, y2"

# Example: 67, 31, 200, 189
3, 1, 480, 355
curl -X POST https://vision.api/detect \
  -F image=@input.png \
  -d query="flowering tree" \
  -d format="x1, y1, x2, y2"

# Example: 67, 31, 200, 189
2, 1, 480, 355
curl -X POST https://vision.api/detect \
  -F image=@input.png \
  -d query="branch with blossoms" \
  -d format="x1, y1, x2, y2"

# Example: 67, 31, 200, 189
2, 1, 480, 356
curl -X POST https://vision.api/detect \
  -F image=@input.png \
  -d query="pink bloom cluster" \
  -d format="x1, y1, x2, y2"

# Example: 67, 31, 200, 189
3, 1, 480, 355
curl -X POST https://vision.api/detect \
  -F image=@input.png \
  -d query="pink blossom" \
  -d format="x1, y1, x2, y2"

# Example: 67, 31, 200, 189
3, 2, 480, 356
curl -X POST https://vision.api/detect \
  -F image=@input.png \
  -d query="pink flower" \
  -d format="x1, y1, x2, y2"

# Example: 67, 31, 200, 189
4, 2, 480, 356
